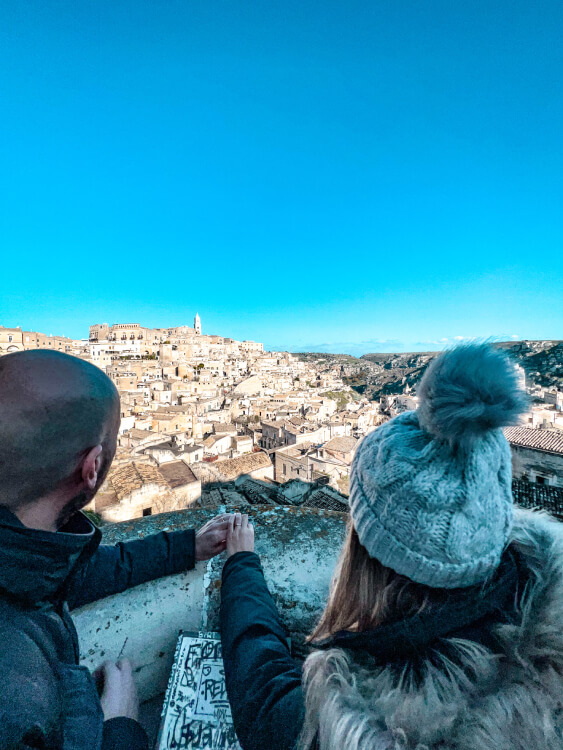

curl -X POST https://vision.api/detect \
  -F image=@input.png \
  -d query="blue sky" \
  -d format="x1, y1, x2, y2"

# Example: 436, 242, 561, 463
1, 1, 562, 355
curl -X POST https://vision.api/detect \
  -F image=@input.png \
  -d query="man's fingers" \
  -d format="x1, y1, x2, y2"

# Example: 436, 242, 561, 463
100, 661, 120, 693
227, 513, 235, 539
102, 660, 117, 677
202, 514, 233, 534
117, 658, 132, 674
198, 518, 220, 534
209, 513, 232, 528
208, 516, 229, 529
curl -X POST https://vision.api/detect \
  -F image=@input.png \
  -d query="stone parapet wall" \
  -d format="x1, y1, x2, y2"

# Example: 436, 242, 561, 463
73, 505, 346, 702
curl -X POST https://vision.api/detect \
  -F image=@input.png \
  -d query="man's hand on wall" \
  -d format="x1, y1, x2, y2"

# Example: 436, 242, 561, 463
96, 659, 140, 722
195, 514, 231, 561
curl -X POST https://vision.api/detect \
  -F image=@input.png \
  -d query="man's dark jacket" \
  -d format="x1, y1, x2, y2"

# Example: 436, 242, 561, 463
0, 506, 196, 750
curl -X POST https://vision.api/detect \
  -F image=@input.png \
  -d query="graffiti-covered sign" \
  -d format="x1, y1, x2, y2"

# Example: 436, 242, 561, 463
157, 632, 241, 750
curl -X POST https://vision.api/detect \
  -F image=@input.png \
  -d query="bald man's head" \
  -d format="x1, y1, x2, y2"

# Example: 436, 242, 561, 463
0, 350, 120, 510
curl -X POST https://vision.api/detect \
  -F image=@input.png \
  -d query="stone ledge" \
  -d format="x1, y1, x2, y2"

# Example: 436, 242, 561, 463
74, 505, 347, 702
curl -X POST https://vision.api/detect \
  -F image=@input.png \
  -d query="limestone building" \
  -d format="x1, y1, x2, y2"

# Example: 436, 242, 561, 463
89, 318, 202, 348
94, 460, 201, 522
0, 325, 77, 355
506, 427, 563, 487
89, 323, 166, 348
0, 326, 23, 353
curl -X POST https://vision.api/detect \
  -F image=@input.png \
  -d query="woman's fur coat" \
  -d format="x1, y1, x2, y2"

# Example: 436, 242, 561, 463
300, 508, 563, 750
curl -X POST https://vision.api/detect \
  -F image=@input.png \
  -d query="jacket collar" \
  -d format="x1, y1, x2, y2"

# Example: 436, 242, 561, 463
0, 506, 101, 605
312, 546, 523, 664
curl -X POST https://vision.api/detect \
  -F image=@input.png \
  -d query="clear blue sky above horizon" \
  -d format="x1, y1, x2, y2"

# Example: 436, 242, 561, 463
1, 1, 561, 355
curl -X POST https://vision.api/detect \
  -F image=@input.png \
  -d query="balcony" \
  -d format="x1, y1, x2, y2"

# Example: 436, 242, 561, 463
73, 504, 346, 742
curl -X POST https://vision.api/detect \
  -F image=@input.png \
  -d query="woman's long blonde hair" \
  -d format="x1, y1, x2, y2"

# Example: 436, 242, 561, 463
309, 522, 443, 641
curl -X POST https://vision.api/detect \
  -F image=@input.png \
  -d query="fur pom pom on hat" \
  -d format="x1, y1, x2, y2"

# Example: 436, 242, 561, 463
349, 343, 528, 589
417, 343, 528, 446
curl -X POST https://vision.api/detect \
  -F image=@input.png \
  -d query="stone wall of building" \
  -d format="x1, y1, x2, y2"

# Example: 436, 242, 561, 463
0, 326, 77, 355
511, 445, 563, 487
0, 327, 23, 353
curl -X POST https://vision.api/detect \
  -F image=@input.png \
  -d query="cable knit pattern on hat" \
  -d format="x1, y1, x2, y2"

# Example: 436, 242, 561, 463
349, 344, 528, 588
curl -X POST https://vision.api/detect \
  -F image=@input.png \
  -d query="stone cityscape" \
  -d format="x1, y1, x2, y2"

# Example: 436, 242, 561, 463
1, 319, 562, 523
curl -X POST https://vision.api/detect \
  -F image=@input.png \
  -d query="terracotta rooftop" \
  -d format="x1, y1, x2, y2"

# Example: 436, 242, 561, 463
324, 436, 358, 453
211, 452, 272, 481
283, 421, 317, 435
158, 461, 198, 488
110, 462, 168, 501
203, 434, 231, 447
283, 442, 314, 457
233, 435, 252, 443
127, 428, 156, 440
512, 479, 563, 519
143, 440, 173, 451
303, 489, 348, 513
156, 405, 193, 413
235, 477, 277, 505
214, 423, 238, 433
504, 427, 563, 455
184, 444, 204, 453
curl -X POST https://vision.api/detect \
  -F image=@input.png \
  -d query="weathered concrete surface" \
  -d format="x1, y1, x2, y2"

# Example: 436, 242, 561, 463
73, 505, 347, 702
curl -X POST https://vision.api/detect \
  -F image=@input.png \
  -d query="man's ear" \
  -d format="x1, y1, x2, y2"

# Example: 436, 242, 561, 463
82, 445, 103, 491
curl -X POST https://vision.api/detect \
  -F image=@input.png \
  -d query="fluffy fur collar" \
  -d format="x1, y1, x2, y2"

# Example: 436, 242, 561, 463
299, 509, 563, 750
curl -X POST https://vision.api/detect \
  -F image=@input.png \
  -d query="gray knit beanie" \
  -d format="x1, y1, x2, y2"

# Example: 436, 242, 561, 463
349, 343, 528, 589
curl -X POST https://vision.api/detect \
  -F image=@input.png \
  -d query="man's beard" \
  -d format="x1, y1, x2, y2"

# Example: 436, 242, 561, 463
55, 447, 112, 529
56, 491, 90, 529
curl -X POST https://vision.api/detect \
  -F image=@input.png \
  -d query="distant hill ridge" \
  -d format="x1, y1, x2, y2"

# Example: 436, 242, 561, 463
298, 341, 562, 400
361, 339, 561, 360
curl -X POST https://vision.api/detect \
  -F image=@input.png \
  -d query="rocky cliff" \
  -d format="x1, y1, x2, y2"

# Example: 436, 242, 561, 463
300, 340, 562, 401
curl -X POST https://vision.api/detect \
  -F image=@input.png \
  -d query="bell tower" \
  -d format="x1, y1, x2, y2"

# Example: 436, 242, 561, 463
194, 313, 201, 335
